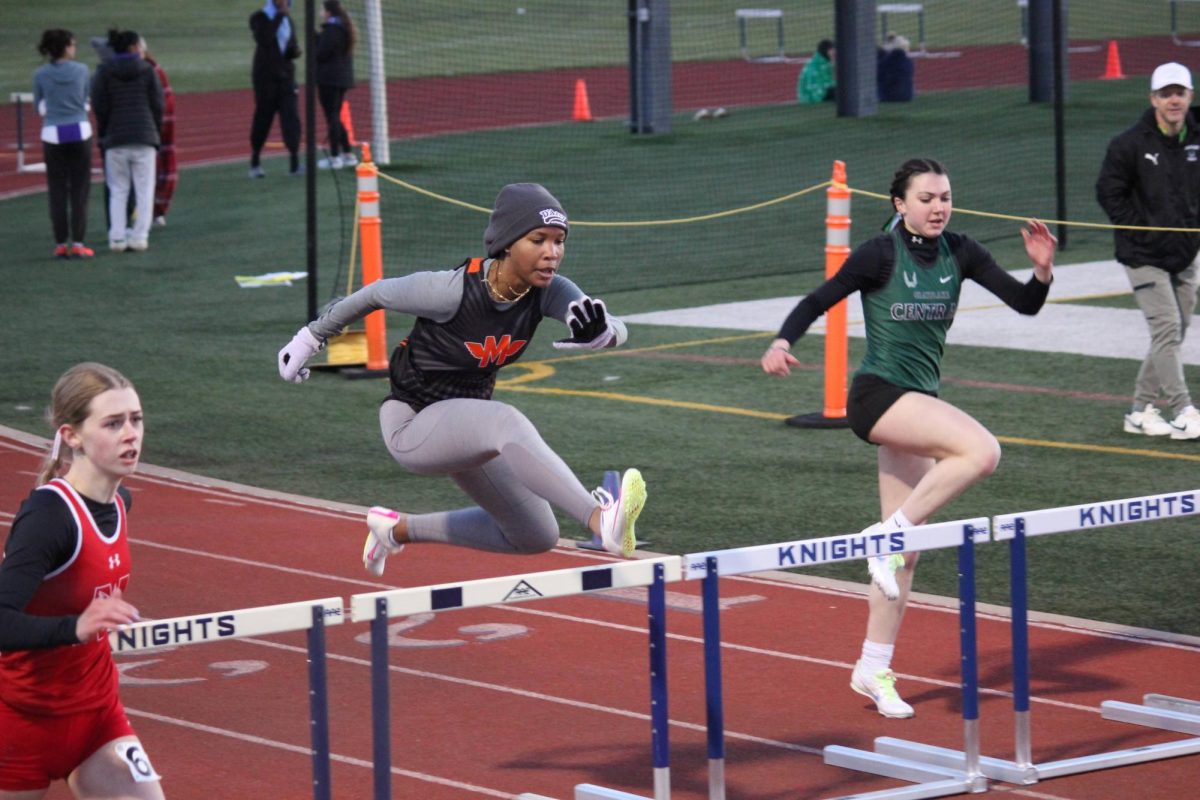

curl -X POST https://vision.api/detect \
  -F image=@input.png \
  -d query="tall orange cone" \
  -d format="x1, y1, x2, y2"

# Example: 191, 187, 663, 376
340, 100, 357, 146
572, 79, 593, 122
1100, 40, 1125, 80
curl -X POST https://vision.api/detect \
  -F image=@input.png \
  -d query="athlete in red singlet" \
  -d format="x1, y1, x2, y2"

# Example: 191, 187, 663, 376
0, 363, 164, 799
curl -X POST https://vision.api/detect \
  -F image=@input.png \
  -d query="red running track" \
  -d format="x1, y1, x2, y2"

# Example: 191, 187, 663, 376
1, 36, 1193, 200
2, 426, 1199, 799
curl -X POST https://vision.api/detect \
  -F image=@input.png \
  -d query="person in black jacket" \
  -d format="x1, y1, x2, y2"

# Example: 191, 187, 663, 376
90, 28, 163, 253
316, 0, 356, 170
1097, 62, 1200, 441
877, 33, 914, 103
248, 0, 302, 178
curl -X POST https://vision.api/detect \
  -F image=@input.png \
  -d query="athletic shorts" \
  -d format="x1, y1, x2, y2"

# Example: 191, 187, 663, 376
846, 372, 935, 444
0, 692, 137, 790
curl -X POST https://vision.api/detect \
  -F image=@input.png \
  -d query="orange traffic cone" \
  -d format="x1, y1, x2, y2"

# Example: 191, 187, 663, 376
572, 79, 593, 122
1100, 40, 1125, 80
340, 100, 357, 146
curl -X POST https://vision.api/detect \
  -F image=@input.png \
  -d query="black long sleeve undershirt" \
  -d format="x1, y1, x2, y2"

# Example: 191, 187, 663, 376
0, 486, 131, 651
777, 230, 1051, 345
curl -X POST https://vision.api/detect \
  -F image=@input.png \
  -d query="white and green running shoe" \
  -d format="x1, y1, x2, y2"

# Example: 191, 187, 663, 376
868, 552, 905, 600
593, 468, 646, 558
851, 661, 915, 719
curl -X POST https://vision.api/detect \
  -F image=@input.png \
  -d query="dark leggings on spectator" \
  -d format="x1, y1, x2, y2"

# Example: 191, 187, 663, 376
43, 140, 92, 244
318, 84, 351, 157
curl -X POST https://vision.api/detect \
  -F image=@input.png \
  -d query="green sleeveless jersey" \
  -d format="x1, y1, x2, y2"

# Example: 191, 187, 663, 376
857, 230, 962, 392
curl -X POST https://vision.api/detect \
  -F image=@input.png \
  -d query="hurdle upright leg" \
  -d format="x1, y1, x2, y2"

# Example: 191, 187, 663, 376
827, 522, 989, 797
307, 605, 333, 800
702, 557, 725, 800
371, 598, 392, 800
648, 563, 671, 800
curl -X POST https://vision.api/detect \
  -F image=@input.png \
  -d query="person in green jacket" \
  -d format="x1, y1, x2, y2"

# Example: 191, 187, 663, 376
798, 39, 836, 103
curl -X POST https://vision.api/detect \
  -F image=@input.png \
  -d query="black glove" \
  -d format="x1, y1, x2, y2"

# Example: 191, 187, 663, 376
554, 298, 616, 350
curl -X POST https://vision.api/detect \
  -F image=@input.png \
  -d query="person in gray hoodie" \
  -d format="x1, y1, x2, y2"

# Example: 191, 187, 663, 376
33, 29, 95, 259
90, 28, 163, 253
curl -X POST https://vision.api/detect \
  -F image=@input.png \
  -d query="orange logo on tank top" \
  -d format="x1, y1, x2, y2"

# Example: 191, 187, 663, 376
465, 335, 527, 367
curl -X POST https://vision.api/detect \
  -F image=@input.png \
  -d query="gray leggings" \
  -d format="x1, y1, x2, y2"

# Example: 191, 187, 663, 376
379, 398, 598, 553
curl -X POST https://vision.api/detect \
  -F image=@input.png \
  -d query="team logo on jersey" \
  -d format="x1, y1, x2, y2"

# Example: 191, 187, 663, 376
902, 270, 919, 288
1187, 145, 1199, 163
465, 335, 527, 367
1145, 152, 1160, 166
539, 208, 567, 227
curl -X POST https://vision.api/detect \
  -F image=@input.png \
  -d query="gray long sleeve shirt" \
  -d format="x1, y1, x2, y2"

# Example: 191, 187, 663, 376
307, 262, 628, 345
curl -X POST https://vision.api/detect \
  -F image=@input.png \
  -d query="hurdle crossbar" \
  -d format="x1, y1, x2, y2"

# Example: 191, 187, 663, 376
884, 490, 1200, 785
109, 597, 343, 800
351, 557, 681, 800
690, 519, 989, 799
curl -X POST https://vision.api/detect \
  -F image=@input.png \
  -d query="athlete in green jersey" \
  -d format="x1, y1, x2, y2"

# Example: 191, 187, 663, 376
763, 158, 1056, 718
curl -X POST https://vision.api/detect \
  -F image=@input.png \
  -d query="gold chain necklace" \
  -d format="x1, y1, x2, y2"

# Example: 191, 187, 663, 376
484, 262, 531, 303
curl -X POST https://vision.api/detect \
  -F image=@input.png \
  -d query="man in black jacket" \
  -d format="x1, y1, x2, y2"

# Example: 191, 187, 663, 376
1097, 61, 1200, 441
248, 0, 302, 178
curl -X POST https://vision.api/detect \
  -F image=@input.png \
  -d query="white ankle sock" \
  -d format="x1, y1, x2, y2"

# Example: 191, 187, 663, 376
860, 639, 894, 673
885, 508, 915, 530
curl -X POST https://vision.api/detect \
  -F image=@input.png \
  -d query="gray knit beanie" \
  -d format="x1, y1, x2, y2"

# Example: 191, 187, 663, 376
483, 183, 569, 257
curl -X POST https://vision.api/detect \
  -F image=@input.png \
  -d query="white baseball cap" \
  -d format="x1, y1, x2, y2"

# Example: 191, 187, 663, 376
1151, 62, 1193, 91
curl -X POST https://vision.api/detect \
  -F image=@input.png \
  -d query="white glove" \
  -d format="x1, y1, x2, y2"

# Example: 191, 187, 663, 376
277, 326, 325, 383
552, 298, 617, 351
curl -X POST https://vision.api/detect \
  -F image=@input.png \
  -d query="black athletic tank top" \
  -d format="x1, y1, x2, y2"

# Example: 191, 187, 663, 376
388, 258, 543, 411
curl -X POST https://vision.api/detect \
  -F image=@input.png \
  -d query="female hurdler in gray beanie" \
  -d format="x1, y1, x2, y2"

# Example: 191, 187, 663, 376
483, 183, 570, 257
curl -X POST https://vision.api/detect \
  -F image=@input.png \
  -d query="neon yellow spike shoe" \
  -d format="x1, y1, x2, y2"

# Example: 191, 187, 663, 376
592, 468, 646, 558
851, 661, 915, 718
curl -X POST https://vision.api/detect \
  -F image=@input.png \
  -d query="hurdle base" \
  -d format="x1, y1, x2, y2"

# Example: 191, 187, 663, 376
784, 411, 851, 429
333, 366, 390, 380
1102, 695, 1200, 735
823, 745, 986, 798
876, 720, 1200, 784
873, 738, 1036, 785
574, 784, 651, 800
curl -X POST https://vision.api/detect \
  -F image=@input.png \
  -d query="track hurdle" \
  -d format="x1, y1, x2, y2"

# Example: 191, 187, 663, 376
876, 489, 1200, 784
109, 597, 345, 800
349, 556, 682, 800
7, 93, 46, 174
683, 518, 990, 799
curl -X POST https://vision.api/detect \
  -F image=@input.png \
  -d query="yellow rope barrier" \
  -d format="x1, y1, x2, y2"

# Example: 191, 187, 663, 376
372, 170, 1200, 235
847, 187, 1200, 233
374, 171, 830, 227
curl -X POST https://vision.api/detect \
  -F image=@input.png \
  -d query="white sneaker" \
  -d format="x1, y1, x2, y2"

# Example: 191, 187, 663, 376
341, 153, 358, 167
363, 506, 404, 576
127, 239, 148, 252
592, 468, 646, 558
153, 215, 167, 227
318, 156, 343, 170
1124, 404, 1172, 436
1169, 405, 1200, 440
109, 240, 127, 252
851, 661, 915, 718
868, 553, 905, 600
861, 522, 904, 600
